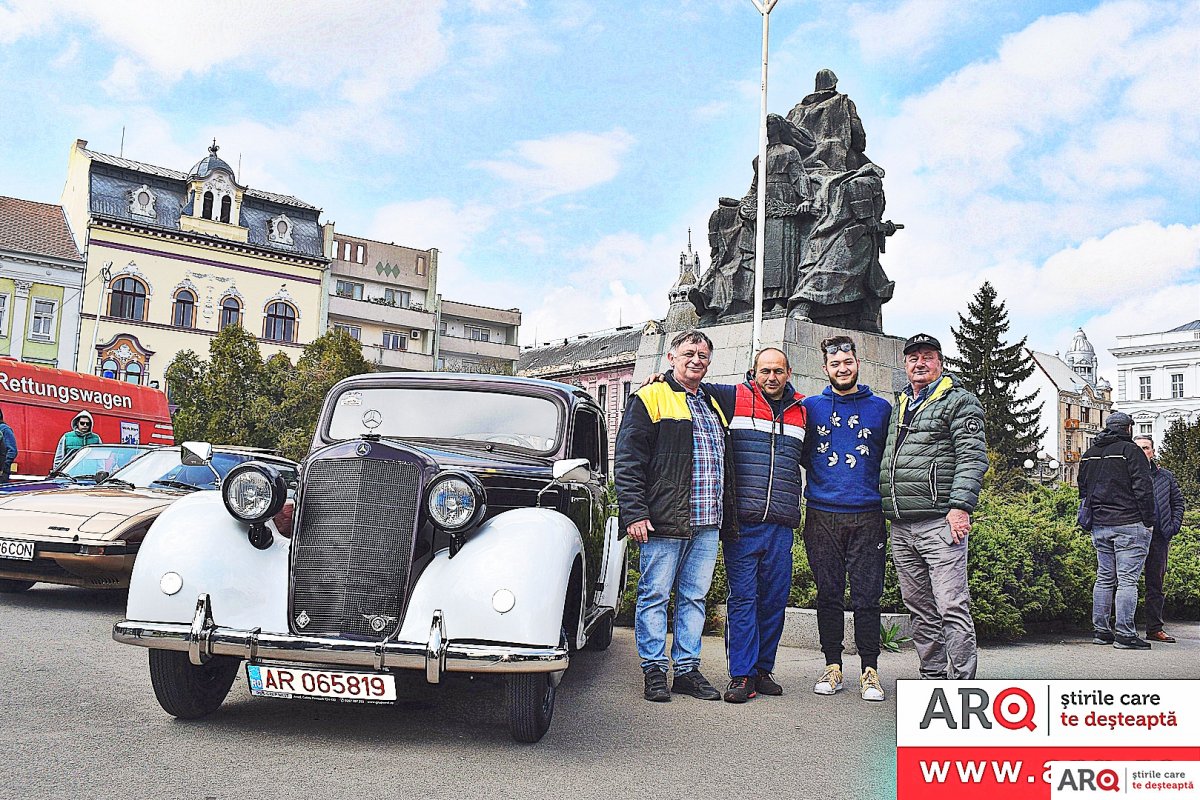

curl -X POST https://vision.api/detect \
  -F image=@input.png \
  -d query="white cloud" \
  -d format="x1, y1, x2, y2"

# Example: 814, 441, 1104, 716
366, 198, 497, 299
867, 0, 1200, 332
848, 0, 982, 62
1075, 282, 1200, 382
472, 128, 635, 201
0, 0, 449, 102
520, 231, 683, 345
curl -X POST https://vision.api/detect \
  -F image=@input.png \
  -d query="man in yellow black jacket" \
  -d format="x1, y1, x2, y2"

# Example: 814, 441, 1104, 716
615, 330, 736, 703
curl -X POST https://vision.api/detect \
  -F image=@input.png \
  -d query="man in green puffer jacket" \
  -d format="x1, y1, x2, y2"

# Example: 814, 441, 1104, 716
879, 334, 988, 680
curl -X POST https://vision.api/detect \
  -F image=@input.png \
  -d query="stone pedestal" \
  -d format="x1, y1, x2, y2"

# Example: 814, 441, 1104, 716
633, 316, 908, 401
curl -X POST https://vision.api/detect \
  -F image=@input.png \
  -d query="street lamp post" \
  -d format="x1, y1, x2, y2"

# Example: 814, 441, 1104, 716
1023, 451, 1061, 484
750, 0, 780, 355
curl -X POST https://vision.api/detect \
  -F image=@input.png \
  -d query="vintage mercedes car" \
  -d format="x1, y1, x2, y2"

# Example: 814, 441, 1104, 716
0, 445, 296, 592
113, 373, 626, 743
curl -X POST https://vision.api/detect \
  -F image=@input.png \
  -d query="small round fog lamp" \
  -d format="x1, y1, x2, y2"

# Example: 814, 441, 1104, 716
160, 571, 183, 596
492, 589, 516, 614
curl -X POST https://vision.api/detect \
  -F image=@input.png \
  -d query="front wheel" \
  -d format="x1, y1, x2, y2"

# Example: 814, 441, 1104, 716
0, 578, 35, 593
585, 613, 614, 651
148, 649, 239, 719
507, 672, 557, 743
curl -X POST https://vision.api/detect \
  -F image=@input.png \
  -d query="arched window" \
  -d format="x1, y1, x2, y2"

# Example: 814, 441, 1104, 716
172, 289, 195, 328
124, 362, 143, 385
108, 277, 147, 320
263, 302, 296, 343
219, 297, 241, 330
101, 359, 119, 380
202, 191, 214, 220
220, 195, 232, 223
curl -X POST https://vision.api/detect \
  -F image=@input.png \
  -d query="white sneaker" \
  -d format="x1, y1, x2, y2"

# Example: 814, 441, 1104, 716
860, 667, 885, 701
813, 664, 844, 695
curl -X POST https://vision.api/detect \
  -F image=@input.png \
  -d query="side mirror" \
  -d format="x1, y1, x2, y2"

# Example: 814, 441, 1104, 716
552, 458, 591, 484
181, 441, 213, 466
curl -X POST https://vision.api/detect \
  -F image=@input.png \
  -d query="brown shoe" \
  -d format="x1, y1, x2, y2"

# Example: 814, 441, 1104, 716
1148, 630, 1176, 643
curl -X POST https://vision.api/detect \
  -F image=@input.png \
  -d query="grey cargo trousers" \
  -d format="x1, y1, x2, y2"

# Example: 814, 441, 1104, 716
890, 515, 978, 680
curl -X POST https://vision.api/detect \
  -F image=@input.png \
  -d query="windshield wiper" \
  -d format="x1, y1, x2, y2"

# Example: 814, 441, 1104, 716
150, 479, 203, 492
403, 436, 496, 452
101, 477, 136, 490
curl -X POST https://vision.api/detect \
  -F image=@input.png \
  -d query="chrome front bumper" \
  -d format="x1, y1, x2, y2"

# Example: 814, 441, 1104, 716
112, 594, 569, 684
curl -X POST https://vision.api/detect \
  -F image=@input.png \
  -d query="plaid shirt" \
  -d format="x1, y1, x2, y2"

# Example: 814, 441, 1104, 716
687, 387, 724, 527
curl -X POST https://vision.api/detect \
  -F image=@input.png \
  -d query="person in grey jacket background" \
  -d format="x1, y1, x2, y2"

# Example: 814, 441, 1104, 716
1134, 435, 1185, 643
878, 333, 988, 680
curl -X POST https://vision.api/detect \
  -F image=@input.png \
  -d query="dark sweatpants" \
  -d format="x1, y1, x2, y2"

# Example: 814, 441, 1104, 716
1144, 532, 1171, 635
802, 507, 887, 671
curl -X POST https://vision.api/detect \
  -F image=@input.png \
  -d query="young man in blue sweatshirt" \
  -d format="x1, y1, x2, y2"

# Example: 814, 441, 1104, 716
801, 335, 893, 701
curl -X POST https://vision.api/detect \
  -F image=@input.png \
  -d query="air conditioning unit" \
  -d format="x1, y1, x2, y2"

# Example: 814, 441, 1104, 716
410, 329, 422, 339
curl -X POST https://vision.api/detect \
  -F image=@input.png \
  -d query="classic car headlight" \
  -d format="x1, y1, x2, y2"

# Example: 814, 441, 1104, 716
425, 470, 485, 532
222, 462, 287, 524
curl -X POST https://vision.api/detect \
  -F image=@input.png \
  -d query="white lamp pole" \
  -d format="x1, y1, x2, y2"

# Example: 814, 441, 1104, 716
750, 0, 779, 354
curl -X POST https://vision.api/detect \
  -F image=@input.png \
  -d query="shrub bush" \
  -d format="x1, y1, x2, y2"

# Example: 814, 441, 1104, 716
614, 487, 1200, 640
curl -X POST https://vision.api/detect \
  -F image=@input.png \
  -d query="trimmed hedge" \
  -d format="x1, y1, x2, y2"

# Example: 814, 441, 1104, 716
615, 485, 1199, 640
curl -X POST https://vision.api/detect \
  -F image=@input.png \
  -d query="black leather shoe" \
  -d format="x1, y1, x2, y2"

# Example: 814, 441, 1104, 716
755, 670, 783, 696
644, 669, 671, 702
672, 669, 721, 700
1092, 631, 1114, 645
723, 675, 757, 703
1148, 630, 1176, 643
1114, 635, 1151, 650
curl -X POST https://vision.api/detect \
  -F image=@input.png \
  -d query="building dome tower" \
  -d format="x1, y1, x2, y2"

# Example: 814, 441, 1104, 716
1065, 327, 1097, 387
664, 229, 701, 332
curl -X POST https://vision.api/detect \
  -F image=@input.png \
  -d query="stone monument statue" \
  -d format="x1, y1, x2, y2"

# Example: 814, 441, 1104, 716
692, 69, 902, 334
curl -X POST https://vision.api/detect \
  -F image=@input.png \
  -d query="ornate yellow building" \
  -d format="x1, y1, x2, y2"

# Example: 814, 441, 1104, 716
61, 139, 328, 386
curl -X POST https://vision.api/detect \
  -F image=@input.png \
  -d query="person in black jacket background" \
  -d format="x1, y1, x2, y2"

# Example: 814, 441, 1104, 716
1134, 435, 1186, 643
1078, 412, 1156, 650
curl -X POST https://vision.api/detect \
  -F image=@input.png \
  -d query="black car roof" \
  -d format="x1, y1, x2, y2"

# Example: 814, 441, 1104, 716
329, 371, 598, 410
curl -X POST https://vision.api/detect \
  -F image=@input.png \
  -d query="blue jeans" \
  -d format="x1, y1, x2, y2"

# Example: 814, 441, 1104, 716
1091, 523, 1151, 639
724, 521, 793, 677
635, 526, 720, 674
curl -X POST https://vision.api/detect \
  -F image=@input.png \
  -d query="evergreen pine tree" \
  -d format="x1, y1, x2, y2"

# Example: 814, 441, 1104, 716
1159, 418, 1200, 506
948, 282, 1044, 467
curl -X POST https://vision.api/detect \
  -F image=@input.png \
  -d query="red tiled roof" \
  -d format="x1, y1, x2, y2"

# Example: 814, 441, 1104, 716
0, 196, 84, 262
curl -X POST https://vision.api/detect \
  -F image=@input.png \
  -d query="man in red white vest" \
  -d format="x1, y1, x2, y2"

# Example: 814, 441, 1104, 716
651, 347, 807, 702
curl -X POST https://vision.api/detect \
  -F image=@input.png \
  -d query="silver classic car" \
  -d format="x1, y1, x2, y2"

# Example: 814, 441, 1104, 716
113, 373, 627, 742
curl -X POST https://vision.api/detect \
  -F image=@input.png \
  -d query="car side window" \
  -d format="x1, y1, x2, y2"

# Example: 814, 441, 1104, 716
569, 408, 602, 476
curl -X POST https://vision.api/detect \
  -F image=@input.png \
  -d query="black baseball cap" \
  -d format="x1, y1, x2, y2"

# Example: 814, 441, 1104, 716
903, 333, 942, 355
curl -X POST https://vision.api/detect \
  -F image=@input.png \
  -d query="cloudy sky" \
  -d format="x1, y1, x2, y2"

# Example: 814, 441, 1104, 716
0, 0, 1196, 378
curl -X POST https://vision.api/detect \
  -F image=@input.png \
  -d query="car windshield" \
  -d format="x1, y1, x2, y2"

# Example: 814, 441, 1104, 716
108, 449, 252, 490
326, 386, 562, 453
58, 445, 152, 479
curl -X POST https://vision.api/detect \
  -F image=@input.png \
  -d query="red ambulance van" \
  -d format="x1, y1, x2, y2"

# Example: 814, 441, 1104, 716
0, 359, 173, 477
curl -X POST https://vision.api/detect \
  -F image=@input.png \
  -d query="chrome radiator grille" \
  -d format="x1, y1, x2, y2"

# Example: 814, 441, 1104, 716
290, 457, 422, 638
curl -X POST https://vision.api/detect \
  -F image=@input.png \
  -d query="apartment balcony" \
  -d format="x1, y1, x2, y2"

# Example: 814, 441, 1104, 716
439, 334, 519, 362
360, 343, 435, 372
328, 294, 435, 330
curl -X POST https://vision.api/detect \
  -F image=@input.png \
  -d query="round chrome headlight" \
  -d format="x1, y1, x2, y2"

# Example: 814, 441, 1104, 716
425, 471, 485, 532
222, 463, 287, 524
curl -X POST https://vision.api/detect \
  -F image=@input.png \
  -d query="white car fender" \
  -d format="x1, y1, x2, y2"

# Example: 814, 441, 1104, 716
397, 507, 583, 648
125, 492, 290, 631
596, 515, 628, 612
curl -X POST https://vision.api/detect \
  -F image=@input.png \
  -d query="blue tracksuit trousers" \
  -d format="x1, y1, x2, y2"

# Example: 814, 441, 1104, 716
724, 521, 794, 677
